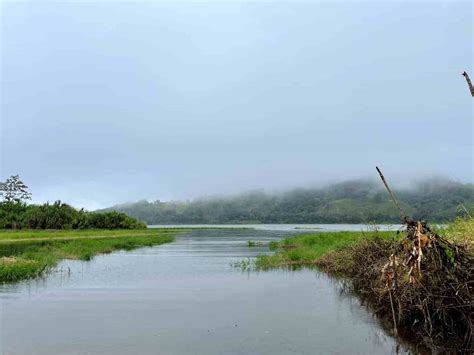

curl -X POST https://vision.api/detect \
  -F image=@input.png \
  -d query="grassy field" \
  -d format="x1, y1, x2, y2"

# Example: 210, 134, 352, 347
0, 229, 178, 283
0, 228, 181, 241
0, 226, 252, 242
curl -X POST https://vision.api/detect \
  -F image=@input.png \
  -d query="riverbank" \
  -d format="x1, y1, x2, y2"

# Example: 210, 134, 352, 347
1, 227, 409, 354
255, 219, 473, 352
0, 229, 177, 283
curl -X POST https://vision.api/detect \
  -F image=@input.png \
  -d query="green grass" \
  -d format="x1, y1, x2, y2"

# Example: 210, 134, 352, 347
251, 220, 474, 350
255, 219, 473, 270
0, 256, 52, 282
255, 230, 398, 269
0, 227, 253, 242
247, 240, 267, 247
0, 228, 181, 241
0, 229, 176, 283
443, 217, 474, 250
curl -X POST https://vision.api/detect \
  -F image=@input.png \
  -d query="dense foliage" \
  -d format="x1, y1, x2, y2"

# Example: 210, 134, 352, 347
0, 201, 146, 230
103, 178, 474, 224
0, 174, 146, 230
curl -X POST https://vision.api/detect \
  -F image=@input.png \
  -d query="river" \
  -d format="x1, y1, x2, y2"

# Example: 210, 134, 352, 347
0, 225, 409, 354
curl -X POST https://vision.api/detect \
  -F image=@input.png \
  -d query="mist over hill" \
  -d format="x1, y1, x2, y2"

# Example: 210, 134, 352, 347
101, 178, 474, 225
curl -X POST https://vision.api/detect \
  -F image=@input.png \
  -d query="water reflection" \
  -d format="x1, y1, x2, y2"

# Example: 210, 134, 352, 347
1, 227, 410, 354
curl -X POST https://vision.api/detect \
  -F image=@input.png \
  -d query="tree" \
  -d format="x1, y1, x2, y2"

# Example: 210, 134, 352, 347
0, 175, 32, 203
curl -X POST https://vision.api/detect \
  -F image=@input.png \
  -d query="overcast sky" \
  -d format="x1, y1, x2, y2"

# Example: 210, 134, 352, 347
1, 1, 472, 210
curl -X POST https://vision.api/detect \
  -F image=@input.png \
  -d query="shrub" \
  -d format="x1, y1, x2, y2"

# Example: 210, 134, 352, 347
0, 201, 146, 230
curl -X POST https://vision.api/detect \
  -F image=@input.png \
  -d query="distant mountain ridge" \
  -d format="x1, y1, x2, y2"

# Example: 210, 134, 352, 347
101, 178, 474, 224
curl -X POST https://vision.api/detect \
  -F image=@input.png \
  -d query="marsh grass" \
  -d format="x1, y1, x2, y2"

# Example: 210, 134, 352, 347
0, 230, 176, 283
255, 230, 397, 269
0, 256, 49, 282
443, 217, 474, 250
247, 240, 267, 247
231, 258, 252, 271
0, 228, 179, 241
253, 220, 473, 351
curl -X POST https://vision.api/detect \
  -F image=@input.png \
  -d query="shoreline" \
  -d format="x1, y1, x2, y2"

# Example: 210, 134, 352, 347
253, 218, 473, 352
0, 229, 178, 283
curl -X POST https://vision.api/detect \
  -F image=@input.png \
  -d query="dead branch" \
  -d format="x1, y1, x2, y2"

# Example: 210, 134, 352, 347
462, 71, 474, 97
375, 167, 409, 223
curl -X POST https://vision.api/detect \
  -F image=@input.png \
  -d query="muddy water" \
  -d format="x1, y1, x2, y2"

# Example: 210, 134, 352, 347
0, 227, 408, 354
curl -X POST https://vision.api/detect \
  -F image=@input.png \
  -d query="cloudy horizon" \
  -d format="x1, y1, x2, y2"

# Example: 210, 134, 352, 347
1, 1, 472, 210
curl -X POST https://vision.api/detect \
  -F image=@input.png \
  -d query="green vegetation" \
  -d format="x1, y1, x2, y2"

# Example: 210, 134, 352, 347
0, 175, 167, 282
231, 258, 252, 270
253, 219, 473, 351
103, 178, 473, 224
255, 230, 397, 269
0, 175, 146, 230
0, 228, 177, 241
268, 241, 279, 250
247, 240, 266, 247
0, 229, 176, 283
443, 217, 474, 248
0, 201, 146, 230
255, 219, 472, 270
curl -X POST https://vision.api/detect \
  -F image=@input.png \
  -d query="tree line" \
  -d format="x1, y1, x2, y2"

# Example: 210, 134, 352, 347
0, 175, 145, 229
103, 178, 474, 224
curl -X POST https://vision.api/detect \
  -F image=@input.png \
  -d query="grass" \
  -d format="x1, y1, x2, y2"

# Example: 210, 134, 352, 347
247, 240, 267, 247
0, 229, 176, 283
0, 256, 52, 282
255, 219, 473, 270
443, 217, 474, 250
0, 228, 180, 241
255, 230, 398, 269
0, 227, 255, 242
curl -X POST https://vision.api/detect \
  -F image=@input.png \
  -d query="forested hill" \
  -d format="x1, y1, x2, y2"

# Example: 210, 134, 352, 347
101, 179, 474, 224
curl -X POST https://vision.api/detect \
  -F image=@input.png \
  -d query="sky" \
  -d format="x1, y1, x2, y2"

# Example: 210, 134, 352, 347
1, 0, 472, 210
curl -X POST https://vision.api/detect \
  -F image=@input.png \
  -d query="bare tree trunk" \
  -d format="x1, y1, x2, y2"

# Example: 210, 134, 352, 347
462, 71, 474, 97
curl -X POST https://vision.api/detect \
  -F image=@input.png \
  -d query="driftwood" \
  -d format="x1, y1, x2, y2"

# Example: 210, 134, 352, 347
375, 167, 473, 350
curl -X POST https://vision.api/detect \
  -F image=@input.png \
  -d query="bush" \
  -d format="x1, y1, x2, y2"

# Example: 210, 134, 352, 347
0, 201, 146, 230
85, 211, 146, 229
0, 202, 28, 229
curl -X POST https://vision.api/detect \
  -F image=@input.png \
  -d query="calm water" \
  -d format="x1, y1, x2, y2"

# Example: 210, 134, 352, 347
0, 225, 408, 354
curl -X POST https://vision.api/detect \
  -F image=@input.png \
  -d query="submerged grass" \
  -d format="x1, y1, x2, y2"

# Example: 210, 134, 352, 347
0, 230, 176, 283
247, 240, 267, 247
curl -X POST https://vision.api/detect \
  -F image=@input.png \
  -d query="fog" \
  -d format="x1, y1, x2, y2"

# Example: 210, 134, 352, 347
1, 1, 472, 210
